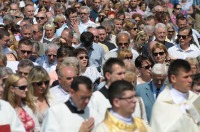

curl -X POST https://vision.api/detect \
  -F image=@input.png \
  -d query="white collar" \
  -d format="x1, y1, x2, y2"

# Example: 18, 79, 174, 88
110, 109, 133, 124
170, 87, 189, 104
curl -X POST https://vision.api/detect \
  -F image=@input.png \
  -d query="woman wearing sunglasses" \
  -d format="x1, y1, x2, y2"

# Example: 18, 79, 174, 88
135, 55, 152, 85
74, 47, 102, 83
27, 66, 56, 126
3, 73, 40, 132
151, 43, 172, 65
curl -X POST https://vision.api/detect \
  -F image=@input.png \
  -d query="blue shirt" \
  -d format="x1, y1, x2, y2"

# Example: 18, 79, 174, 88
152, 81, 166, 99
79, 43, 105, 68
193, 0, 200, 6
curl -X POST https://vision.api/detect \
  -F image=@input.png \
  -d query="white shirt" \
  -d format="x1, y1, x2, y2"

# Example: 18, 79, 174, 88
79, 20, 96, 34
50, 85, 69, 103
168, 44, 200, 59
0, 100, 25, 132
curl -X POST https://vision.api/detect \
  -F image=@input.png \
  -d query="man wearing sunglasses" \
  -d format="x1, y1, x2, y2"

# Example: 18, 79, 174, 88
42, 76, 99, 132
168, 26, 200, 59
136, 63, 167, 123
35, 11, 47, 26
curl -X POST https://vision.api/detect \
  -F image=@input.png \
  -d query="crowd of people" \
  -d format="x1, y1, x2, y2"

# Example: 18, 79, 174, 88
0, 0, 200, 131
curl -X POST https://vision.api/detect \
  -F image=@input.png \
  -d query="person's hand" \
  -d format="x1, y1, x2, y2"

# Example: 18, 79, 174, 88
79, 117, 94, 132
71, 20, 80, 33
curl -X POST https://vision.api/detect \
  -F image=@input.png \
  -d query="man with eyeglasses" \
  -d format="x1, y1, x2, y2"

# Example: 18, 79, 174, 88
168, 26, 200, 59
16, 59, 34, 79
42, 76, 100, 132
79, 6, 96, 34
35, 43, 59, 73
93, 80, 151, 131
136, 63, 167, 123
103, 31, 139, 64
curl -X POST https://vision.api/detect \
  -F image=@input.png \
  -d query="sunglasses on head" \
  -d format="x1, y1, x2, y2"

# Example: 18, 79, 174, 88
34, 81, 49, 86
14, 85, 27, 90
36, 17, 45, 20
79, 56, 89, 60
177, 35, 189, 39
153, 52, 165, 56
141, 65, 152, 69
20, 50, 32, 54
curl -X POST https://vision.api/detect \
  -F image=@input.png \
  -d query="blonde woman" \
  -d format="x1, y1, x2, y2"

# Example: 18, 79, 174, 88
3, 74, 40, 132
134, 31, 148, 55
117, 49, 133, 61
27, 66, 56, 126
43, 22, 56, 44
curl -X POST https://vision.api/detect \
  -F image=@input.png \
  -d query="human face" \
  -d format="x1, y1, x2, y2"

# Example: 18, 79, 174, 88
58, 66, 77, 91
71, 84, 92, 110
139, 60, 152, 77
33, 80, 49, 96
93, 0, 100, 10
170, 69, 192, 93
155, 27, 167, 42
47, 48, 57, 64
178, 29, 192, 48
0, 35, 10, 48
117, 90, 137, 117
106, 64, 125, 85
45, 27, 54, 38
177, 19, 187, 28
130, 0, 138, 8
190, 64, 197, 75
153, 48, 166, 63
17, 66, 32, 78
77, 53, 89, 67
42, 0, 51, 8
140, 3, 146, 11
167, 27, 175, 39
79, 9, 89, 23
24, 5, 34, 18
146, 19, 156, 26
98, 29, 106, 42
17, 44, 32, 60
12, 78, 28, 99
57, 18, 65, 28
36, 12, 47, 25
61, 30, 72, 46
192, 84, 200, 94
117, 35, 129, 50
21, 29, 32, 39
32, 25, 43, 41
89, 29, 99, 43
174, 5, 181, 15
0, 79, 4, 99
152, 74, 166, 88
114, 20, 123, 33
69, 13, 78, 23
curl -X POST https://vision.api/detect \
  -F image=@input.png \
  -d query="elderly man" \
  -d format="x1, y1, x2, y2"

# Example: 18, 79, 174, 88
20, 24, 33, 39
151, 59, 200, 131
168, 26, 200, 59
79, 6, 96, 33
103, 31, 139, 64
42, 76, 99, 132
136, 63, 167, 123
93, 80, 152, 131
35, 43, 59, 72
50, 57, 79, 103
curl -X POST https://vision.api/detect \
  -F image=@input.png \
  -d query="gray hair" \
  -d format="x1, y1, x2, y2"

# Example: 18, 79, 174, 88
80, 6, 91, 12
20, 24, 33, 32
0, 67, 13, 78
154, 5, 163, 12
116, 31, 130, 44
57, 57, 80, 76
45, 43, 59, 53
144, 25, 154, 34
3, 14, 15, 23
151, 63, 167, 75
155, 23, 167, 32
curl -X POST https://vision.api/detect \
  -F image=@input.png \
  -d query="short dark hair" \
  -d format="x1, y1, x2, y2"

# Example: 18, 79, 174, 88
71, 76, 93, 92
103, 58, 125, 79
0, 28, 9, 39
65, 7, 77, 18
57, 46, 75, 58
18, 38, 33, 48
176, 14, 187, 24
178, 26, 192, 36
80, 31, 94, 44
96, 25, 106, 31
73, 47, 88, 57
108, 80, 134, 106
168, 59, 191, 83
18, 59, 34, 69
135, 55, 149, 68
